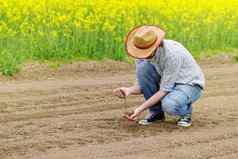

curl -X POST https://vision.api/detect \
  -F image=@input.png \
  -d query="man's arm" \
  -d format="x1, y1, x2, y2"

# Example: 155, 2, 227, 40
127, 84, 141, 95
137, 90, 167, 112
113, 84, 141, 98
129, 90, 168, 120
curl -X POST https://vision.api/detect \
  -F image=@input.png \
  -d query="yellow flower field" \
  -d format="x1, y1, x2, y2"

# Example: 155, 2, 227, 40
0, 0, 238, 75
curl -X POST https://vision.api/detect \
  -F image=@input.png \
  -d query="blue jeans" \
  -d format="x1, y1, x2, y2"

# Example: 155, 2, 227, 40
136, 60, 202, 116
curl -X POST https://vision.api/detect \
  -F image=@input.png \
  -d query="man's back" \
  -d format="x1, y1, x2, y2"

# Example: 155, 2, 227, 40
149, 39, 205, 92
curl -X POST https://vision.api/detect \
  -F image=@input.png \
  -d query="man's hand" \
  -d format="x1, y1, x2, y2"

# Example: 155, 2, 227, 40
128, 107, 143, 121
123, 108, 143, 121
124, 90, 168, 121
113, 87, 131, 98
113, 85, 141, 98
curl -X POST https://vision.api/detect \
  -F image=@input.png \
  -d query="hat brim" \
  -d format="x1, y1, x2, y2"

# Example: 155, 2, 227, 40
125, 25, 165, 59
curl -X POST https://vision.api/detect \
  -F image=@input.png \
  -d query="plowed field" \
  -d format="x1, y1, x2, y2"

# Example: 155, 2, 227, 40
1, 60, 238, 159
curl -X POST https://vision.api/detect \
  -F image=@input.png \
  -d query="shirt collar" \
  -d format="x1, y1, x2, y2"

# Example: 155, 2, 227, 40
148, 46, 162, 62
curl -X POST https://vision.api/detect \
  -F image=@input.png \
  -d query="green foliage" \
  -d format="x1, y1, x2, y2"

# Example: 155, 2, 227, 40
0, 49, 23, 76
0, 0, 238, 75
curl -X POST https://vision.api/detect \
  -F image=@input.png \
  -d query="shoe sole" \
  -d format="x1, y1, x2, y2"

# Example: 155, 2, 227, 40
177, 122, 192, 127
138, 119, 153, 125
138, 119, 165, 125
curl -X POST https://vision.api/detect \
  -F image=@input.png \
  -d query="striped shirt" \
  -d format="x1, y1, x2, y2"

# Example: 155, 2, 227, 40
147, 39, 205, 92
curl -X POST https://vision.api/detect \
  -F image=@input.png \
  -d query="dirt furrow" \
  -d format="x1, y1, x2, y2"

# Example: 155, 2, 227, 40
209, 152, 238, 159
1, 62, 238, 159
23, 126, 238, 159
2, 112, 238, 159
2, 88, 238, 124
0, 100, 140, 123
1, 77, 238, 116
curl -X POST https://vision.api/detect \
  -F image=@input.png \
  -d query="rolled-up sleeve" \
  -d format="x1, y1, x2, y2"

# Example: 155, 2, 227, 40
160, 54, 183, 92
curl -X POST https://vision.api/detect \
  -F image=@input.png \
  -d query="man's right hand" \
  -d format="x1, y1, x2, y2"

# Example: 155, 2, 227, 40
113, 87, 131, 98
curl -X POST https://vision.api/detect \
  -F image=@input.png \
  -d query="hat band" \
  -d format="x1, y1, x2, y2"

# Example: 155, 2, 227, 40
134, 37, 157, 49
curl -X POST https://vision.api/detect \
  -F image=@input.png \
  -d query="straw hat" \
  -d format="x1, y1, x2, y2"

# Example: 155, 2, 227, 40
125, 25, 165, 59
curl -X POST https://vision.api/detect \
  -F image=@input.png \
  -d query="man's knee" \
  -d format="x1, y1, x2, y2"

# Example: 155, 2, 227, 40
161, 97, 178, 115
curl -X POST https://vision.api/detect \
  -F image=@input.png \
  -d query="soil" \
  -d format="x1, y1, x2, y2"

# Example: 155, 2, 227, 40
1, 58, 238, 159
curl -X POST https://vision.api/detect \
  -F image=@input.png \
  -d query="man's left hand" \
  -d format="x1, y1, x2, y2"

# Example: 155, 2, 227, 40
128, 107, 143, 121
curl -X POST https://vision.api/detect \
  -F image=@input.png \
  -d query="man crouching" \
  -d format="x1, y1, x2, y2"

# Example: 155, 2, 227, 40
113, 25, 205, 127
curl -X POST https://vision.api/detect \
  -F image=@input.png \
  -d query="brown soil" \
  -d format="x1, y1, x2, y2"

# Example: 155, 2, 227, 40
1, 58, 238, 159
